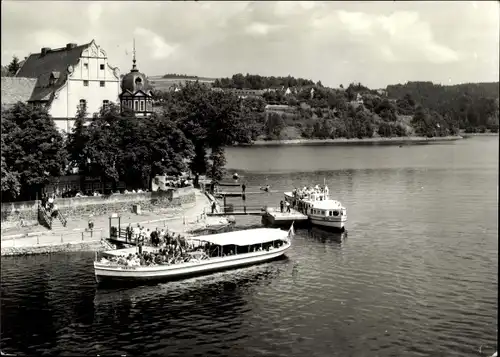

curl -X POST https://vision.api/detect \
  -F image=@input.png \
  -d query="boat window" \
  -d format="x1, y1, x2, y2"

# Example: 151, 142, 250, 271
329, 211, 332, 216
333, 210, 339, 216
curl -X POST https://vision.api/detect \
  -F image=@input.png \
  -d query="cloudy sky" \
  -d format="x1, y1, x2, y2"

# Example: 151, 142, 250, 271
1, 1, 498, 88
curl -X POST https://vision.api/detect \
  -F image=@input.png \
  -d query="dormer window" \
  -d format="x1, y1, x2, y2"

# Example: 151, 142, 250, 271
84, 63, 88, 69
49, 71, 60, 86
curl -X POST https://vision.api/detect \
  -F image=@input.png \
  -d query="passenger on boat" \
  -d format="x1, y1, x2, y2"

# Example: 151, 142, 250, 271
150, 229, 159, 246
285, 201, 291, 213
280, 200, 284, 213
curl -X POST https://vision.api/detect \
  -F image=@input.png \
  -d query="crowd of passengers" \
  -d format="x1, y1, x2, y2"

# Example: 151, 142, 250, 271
292, 184, 330, 200
285, 184, 330, 214
99, 235, 287, 268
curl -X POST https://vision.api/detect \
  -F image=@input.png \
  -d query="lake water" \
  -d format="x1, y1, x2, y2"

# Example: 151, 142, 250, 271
1, 137, 498, 357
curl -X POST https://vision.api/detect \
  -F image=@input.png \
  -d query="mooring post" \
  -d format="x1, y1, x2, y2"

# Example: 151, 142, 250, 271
82, 232, 84, 241
60, 234, 63, 243
37, 236, 39, 245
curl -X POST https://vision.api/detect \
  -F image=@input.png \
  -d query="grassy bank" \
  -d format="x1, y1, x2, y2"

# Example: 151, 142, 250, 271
239, 135, 464, 147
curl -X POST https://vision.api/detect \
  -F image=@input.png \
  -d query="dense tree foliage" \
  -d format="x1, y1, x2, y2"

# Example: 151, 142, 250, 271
1, 56, 21, 77
213, 73, 315, 90
156, 82, 256, 183
69, 103, 194, 189
387, 81, 499, 132
162, 73, 199, 79
1, 103, 67, 201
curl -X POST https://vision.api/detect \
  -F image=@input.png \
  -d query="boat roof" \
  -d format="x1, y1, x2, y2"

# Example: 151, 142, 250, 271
311, 200, 344, 209
196, 228, 288, 246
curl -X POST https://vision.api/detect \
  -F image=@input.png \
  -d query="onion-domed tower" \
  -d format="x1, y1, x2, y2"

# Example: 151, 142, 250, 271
119, 39, 153, 117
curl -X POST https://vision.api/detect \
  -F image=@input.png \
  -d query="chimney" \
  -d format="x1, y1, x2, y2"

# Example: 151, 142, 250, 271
66, 43, 77, 50
41, 47, 51, 56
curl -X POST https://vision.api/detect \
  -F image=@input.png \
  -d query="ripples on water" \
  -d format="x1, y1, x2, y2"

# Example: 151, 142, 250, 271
1, 137, 497, 357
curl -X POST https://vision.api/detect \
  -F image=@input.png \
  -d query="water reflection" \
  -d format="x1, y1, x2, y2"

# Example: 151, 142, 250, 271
306, 227, 347, 245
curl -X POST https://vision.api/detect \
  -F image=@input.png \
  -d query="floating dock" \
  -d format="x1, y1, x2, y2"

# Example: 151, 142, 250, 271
262, 208, 308, 227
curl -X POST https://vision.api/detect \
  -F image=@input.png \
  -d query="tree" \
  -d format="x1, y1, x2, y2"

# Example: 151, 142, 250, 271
7, 56, 20, 76
67, 102, 195, 190
66, 102, 89, 173
160, 81, 252, 183
265, 112, 286, 139
1, 102, 67, 201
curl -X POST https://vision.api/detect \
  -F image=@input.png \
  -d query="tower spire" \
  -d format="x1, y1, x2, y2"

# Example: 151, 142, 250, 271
131, 38, 138, 72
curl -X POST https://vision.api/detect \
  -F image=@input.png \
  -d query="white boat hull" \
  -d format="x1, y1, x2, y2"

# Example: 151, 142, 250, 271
94, 243, 290, 285
309, 217, 347, 230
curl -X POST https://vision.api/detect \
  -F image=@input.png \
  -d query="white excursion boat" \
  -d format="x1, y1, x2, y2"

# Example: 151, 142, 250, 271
94, 226, 294, 286
284, 184, 347, 231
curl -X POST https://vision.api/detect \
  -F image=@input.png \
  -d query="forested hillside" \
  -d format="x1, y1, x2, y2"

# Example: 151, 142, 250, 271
386, 82, 499, 132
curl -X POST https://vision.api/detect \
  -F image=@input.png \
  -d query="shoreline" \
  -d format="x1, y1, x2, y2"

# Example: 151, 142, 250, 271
1, 189, 222, 257
238, 135, 465, 147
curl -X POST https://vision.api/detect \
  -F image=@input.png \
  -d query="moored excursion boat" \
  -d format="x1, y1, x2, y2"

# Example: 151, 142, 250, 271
284, 184, 347, 231
94, 226, 294, 286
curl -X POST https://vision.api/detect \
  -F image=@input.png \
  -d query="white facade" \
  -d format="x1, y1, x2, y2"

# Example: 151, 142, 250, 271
50, 41, 120, 133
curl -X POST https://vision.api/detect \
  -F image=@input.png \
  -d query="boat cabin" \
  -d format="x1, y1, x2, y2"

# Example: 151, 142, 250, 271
193, 228, 290, 258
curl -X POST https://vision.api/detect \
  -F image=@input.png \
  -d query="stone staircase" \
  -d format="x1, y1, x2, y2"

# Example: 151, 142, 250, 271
50, 217, 65, 230
37, 204, 68, 231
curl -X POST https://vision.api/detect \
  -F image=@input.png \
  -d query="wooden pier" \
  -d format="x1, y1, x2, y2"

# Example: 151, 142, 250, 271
207, 205, 265, 216
214, 190, 277, 198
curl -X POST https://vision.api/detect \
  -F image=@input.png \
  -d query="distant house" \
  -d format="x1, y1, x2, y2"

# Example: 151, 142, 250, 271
376, 89, 387, 97
10, 40, 120, 133
265, 104, 295, 112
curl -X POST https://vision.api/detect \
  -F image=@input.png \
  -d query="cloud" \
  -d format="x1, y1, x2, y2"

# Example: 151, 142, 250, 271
133, 27, 177, 60
88, 3, 102, 26
1, 1, 498, 88
245, 22, 282, 36
335, 10, 459, 64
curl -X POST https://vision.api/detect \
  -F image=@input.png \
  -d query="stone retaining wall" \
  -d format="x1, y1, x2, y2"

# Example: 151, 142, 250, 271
1, 188, 196, 231
1, 240, 107, 256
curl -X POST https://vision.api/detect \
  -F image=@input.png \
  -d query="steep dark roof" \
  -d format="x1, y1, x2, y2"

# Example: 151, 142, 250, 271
1, 77, 37, 108
16, 42, 91, 101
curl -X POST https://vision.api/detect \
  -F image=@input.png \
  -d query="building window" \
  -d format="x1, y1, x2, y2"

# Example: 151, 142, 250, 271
100, 64, 105, 70
139, 100, 145, 111
134, 100, 138, 111
83, 80, 89, 86
79, 99, 86, 110
128, 100, 132, 108
100, 81, 105, 87
122, 100, 127, 108
84, 63, 88, 69
103, 100, 109, 109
